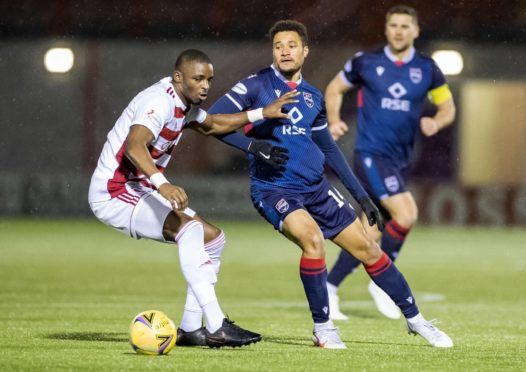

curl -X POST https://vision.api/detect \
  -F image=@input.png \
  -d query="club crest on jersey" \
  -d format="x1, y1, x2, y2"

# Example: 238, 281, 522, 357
409, 68, 422, 83
376, 66, 385, 76
275, 198, 289, 213
303, 92, 314, 108
384, 176, 400, 192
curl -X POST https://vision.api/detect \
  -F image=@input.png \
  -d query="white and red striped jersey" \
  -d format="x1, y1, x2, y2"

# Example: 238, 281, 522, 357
88, 77, 207, 203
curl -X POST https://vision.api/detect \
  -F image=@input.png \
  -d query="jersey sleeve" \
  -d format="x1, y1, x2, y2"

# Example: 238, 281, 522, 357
131, 93, 172, 139
185, 105, 207, 124
311, 99, 328, 130
311, 125, 368, 200
340, 52, 364, 87
210, 75, 260, 114
428, 60, 452, 105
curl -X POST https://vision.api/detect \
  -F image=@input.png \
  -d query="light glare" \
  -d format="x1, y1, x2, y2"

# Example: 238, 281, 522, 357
44, 48, 74, 73
432, 50, 463, 76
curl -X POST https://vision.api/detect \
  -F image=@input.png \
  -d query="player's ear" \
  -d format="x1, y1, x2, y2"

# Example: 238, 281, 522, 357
414, 24, 420, 39
303, 45, 309, 59
173, 70, 182, 83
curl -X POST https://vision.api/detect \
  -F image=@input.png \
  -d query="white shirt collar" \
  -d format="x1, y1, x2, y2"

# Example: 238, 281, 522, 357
161, 76, 187, 111
384, 45, 415, 64
270, 64, 303, 85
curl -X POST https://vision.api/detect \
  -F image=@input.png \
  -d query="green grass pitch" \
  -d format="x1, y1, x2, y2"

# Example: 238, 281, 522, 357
1, 219, 525, 371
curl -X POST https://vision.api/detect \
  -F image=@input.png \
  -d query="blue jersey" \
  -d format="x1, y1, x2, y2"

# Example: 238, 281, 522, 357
210, 66, 328, 192
342, 46, 448, 166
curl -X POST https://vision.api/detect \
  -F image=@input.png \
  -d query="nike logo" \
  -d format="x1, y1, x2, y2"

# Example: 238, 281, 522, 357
259, 152, 270, 160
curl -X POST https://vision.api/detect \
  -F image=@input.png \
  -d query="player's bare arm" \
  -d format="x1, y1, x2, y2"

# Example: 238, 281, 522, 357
125, 124, 188, 211
194, 90, 299, 135
325, 73, 352, 140
420, 97, 456, 137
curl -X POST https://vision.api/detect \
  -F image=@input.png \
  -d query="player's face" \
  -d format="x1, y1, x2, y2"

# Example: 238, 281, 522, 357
272, 31, 309, 78
385, 14, 419, 54
174, 62, 214, 105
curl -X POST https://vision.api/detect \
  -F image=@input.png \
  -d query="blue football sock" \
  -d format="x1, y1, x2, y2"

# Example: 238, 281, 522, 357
381, 220, 410, 261
300, 256, 330, 323
364, 252, 419, 318
327, 250, 361, 287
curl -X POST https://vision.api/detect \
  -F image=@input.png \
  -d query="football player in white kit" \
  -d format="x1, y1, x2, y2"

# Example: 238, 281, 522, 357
88, 49, 297, 348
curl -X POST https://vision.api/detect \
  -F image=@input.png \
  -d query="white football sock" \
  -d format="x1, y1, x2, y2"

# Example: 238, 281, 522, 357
176, 221, 224, 333
205, 230, 225, 275
407, 312, 424, 324
179, 287, 203, 332
180, 231, 226, 332
314, 320, 335, 332
327, 282, 339, 296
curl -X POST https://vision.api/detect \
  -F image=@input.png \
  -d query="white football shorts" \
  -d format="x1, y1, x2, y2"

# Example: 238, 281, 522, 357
89, 182, 196, 242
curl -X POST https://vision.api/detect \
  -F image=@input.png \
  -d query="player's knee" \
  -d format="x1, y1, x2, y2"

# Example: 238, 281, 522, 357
299, 231, 325, 257
162, 212, 196, 241
393, 207, 418, 228
354, 237, 382, 265
203, 222, 221, 243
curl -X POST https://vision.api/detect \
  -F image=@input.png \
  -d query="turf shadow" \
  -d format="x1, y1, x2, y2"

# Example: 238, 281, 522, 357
45, 332, 128, 342
264, 334, 428, 348
263, 335, 313, 347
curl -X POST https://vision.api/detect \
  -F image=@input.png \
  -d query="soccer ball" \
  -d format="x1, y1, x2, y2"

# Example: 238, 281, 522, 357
129, 310, 177, 355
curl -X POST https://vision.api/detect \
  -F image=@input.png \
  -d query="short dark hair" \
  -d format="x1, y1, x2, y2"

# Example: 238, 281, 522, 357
174, 49, 211, 70
386, 5, 418, 24
269, 20, 308, 46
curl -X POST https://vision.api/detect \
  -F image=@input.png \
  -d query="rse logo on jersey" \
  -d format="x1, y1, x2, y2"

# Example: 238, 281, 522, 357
282, 107, 307, 135
381, 82, 411, 112
282, 124, 306, 135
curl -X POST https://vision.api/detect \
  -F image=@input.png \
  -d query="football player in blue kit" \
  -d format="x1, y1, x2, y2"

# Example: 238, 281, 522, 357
209, 19, 453, 348
324, 5, 456, 321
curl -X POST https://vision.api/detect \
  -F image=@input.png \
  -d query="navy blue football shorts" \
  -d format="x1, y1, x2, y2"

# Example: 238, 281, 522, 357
353, 151, 408, 202
250, 177, 358, 239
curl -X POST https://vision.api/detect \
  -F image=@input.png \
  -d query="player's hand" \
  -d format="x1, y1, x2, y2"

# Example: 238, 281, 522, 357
358, 196, 385, 231
420, 117, 439, 137
248, 139, 289, 170
157, 184, 188, 211
262, 90, 300, 119
329, 120, 349, 140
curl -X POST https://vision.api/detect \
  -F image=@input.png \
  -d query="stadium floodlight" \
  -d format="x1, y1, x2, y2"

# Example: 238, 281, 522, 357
44, 47, 74, 73
431, 50, 463, 76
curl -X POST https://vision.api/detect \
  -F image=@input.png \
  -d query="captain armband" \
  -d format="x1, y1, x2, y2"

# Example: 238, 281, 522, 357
428, 84, 453, 105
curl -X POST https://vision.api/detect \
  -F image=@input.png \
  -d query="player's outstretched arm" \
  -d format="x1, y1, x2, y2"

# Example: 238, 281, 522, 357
195, 90, 299, 135
125, 124, 188, 211
325, 73, 352, 140
312, 125, 384, 230
213, 131, 289, 170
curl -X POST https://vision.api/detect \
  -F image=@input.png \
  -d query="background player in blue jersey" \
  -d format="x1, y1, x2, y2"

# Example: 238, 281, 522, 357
209, 20, 453, 348
324, 5, 456, 321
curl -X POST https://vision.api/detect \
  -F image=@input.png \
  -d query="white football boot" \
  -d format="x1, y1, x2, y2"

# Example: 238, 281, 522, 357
407, 316, 454, 348
328, 292, 349, 321
312, 325, 347, 349
368, 281, 401, 320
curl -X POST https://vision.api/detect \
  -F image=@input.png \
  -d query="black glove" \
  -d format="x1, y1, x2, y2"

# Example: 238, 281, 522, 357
358, 196, 385, 231
247, 139, 289, 170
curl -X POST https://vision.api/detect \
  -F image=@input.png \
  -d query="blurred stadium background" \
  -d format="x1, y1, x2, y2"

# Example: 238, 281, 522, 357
2, 0, 526, 226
